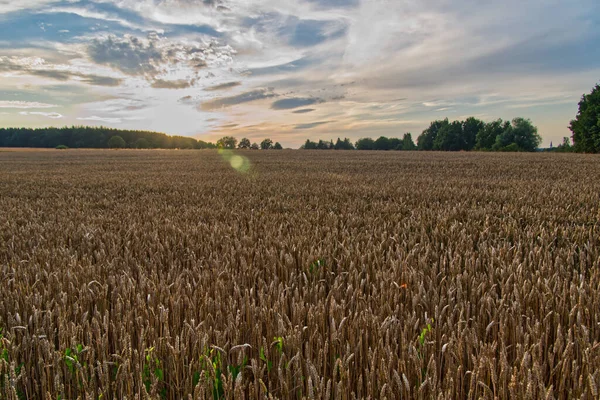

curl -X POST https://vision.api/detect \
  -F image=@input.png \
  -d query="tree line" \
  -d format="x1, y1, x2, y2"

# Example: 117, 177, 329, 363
0, 126, 216, 149
303, 117, 544, 152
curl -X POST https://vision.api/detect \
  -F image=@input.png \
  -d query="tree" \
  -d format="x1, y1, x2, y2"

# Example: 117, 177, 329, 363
238, 138, 251, 149
390, 138, 402, 150
570, 83, 600, 153
316, 140, 333, 150
302, 139, 318, 149
261, 138, 273, 150
217, 136, 237, 149
108, 135, 126, 149
334, 137, 355, 150
273, 142, 283, 149
355, 137, 375, 150
433, 120, 465, 151
134, 138, 150, 149
462, 117, 485, 151
374, 136, 393, 150
493, 118, 541, 152
250, 142, 259, 150
418, 119, 448, 150
476, 119, 509, 150
402, 133, 416, 150
555, 137, 573, 153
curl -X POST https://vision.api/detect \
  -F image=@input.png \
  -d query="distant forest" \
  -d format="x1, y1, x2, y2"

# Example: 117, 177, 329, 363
0, 126, 216, 149
304, 117, 562, 152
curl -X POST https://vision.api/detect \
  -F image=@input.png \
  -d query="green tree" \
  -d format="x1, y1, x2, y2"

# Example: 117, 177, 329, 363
374, 136, 392, 150
462, 117, 485, 151
433, 120, 464, 151
418, 119, 448, 150
316, 140, 333, 150
238, 138, 251, 149
570, 83, 600, 153
493, 118, 541, 152
476, 119, 509, 150
334, 137, 355, 150
250, 142, 259, 150
302, 139, 318, 149
273, 142, 283, 149
108, 135, 127, 149
402, 133, 416, 150
217, 136, 237, 149
134, 138, 151, 148
355, 137, 375, 150
555, 136, 573, 153
260, 138, 273, 150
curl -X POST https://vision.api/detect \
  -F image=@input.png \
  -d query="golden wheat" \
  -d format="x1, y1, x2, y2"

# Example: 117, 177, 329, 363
0, 149, 598, 399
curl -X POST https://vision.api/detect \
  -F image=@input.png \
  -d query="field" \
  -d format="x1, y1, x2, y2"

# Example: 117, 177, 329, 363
0, 149, 599, 399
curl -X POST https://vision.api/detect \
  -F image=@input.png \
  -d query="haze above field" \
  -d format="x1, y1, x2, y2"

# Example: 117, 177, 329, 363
1, 0, 599, 147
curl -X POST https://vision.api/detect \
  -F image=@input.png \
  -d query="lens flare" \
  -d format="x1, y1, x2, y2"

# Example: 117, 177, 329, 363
218, 149, 251, 173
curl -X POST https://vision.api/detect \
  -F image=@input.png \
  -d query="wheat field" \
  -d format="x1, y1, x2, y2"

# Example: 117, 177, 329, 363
0, 149, 599, 399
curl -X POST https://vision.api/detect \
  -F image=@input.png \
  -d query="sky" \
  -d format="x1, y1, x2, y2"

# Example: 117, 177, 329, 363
0, 0, 599, 147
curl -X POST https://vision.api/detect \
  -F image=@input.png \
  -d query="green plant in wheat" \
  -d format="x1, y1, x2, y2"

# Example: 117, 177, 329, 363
143, 347, 166, 398
64, 343, 90, 392
417, 319, 434, 382
309, 258, 326, 274
195, 347, 246, 400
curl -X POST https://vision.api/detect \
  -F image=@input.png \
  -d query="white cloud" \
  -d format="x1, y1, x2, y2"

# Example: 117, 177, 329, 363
0, 101, 58, 109
77, 116, 123, 123
0, 0, 56, 14
19, 111, 63, 118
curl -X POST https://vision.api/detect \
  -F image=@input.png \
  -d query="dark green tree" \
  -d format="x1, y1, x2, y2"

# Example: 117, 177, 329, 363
108, 135, 127, 148
493, 118, 541, 152
334, 137, 355, 150
260, 138, 273, 150
555, 137, 573, 153
273, 142, 283, 149
217, 136, 237, 149
570, 83, 600, 153
418, 119, 448, 150
250, 142, 259, 150
433, 120, 464, 151
316, 140, 333, 150
355, 137, 375, 150
402, 133, 416, 150
374, 136, 392, 150
389, 137, 402, 150
462, 117, 485, 150
238, 138, 251, 149
134, 138, 150, 148
302, 139, 318, 149
476, 119, 509, 150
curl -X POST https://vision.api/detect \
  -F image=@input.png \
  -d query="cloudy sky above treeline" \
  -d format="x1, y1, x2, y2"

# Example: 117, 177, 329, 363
1, 0, 599, 147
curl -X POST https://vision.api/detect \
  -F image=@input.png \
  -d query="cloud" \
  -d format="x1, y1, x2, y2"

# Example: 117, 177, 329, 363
81, 75, 123, 87
0, 101, 58, 109
294, 121, 331, 129
19, 111, 63, 118
201, 89, 277, 110
271, 97, 325, 110
88, 35, 164, 75
151, 79, 194, 89
292, 108, 316, 113
0, 56, 124, 87
86, 34, 236, 87
77, 116, 123, 124
205, 81, 242, 91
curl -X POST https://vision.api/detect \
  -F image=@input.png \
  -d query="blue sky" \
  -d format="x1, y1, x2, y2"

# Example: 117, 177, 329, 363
0, 0, 599, 147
